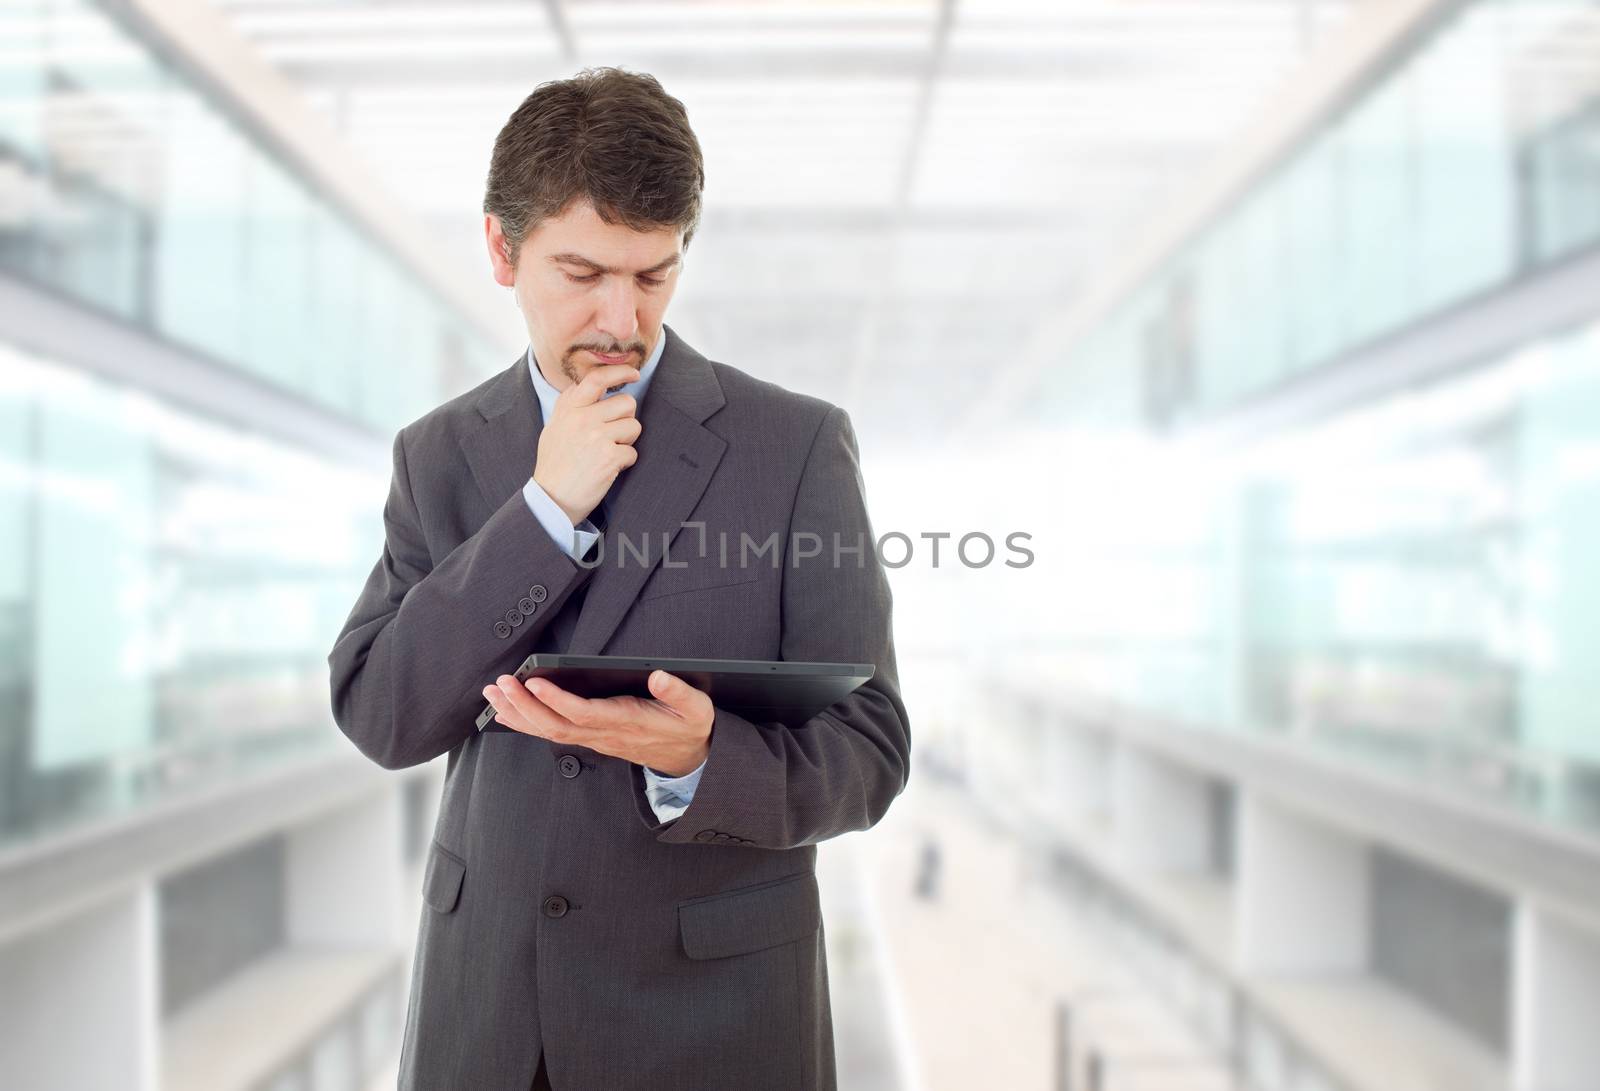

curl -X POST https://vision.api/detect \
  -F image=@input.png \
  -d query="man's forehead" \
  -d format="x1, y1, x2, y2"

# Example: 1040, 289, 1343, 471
525, 199, 681, 265
545, 248, 682, 276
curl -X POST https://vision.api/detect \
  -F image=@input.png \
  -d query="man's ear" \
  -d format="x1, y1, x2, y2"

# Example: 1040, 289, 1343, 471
485, 214, 515, 287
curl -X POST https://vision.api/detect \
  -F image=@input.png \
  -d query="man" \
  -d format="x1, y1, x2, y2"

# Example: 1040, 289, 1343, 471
327, 68, 910, 1091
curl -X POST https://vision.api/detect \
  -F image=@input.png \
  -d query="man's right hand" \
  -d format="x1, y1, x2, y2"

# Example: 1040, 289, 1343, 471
531, 363, 643, 525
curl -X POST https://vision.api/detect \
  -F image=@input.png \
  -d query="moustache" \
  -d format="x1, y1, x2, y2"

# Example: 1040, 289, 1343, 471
572, 342, 644, 358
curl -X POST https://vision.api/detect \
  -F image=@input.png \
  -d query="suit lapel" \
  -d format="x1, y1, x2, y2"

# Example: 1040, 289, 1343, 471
459, 349, 544, 517
568, 327, 727, 654
456, 329, 729, 655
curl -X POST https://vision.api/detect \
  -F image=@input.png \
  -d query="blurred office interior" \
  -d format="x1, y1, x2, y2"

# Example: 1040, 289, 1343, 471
2, 0, 1600, 1088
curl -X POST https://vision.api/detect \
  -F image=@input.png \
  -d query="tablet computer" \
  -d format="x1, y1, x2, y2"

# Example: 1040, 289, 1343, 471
476, 654, 875, 733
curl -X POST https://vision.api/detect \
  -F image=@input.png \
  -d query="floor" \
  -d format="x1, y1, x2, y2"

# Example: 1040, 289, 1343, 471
848, 768, 1242, 1091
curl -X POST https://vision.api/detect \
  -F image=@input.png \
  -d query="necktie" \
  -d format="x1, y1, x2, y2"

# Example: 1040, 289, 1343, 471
590, 484, 615, 533
536, 473, 624, 653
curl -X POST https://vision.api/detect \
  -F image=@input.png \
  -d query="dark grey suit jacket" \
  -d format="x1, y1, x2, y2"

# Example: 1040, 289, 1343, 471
328, 327, 910, 1090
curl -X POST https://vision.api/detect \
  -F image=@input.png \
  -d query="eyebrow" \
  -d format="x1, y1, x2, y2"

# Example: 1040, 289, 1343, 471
548, 252, 682, 276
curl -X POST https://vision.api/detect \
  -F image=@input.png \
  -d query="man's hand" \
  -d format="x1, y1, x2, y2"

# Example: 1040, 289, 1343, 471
482, 669, 714, 777
532, 363, 643, 525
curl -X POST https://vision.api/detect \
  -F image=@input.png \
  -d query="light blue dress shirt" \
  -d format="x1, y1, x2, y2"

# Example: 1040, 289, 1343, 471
520, 333, 707, 822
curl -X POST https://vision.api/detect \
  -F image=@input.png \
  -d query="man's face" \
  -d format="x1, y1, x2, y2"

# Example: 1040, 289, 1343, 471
487, 200, 683, 390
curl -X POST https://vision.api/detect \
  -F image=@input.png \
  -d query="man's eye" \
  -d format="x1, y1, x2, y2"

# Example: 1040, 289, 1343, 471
638, 277, 665, 288
566, 272, 599, 284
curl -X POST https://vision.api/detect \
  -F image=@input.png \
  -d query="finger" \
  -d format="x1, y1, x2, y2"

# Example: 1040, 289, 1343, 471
648, 670, 709, 719
493, 675, 572, 738
593, 392, 637, 422
602, 417, 643, 445
525, 677, 625, 729
565, 365, 641, 407
476, 687, 521, 729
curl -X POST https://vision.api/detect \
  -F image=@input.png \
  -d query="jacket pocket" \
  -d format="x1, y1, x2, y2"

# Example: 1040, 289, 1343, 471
677, 871, 820, 960
422, 840, 466, 914
639, 562, 762, 603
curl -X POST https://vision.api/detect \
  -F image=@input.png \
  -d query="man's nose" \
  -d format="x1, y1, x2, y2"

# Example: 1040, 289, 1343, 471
595, 279, 640, 343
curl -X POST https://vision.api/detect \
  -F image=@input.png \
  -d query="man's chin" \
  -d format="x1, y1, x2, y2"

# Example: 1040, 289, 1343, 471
562, 359, 631, 389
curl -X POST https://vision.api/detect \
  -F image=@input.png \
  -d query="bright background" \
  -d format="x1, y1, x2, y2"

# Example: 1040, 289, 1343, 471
3, 1, 1600, 1088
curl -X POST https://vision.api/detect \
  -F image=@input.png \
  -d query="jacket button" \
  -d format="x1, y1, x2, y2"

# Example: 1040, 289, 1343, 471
557, 755, 581, 779
713, 833, 732, 842
529, 584, 548, 603
694, 829, 716, 843
493, 620, 512, 639
543, 895, 569, 918
518, 596, 537, 616
505, 608, 524, 628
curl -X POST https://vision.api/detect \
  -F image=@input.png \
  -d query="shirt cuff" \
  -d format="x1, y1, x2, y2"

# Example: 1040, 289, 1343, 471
522, 477, 601, 559
642, 758, 707, 823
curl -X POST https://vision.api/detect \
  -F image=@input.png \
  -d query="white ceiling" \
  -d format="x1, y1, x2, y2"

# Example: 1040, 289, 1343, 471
206, 0, 1355, 444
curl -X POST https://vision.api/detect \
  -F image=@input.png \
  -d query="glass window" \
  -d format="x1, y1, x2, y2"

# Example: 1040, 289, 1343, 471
1505, 0, 1600, 263
357, 257, 404, 430
1338, 65, 1415, 349
1192, 213, 1247, 409
0, 362, 32, 837
0, 346, 384, 850
1282, 134, 1343, 374
305, 201, 364, 415
153, 92, 247, 365
1517, 324, 1600, 768
33, 377, 155, 770
35, 0, 165, 321
0, 0, 505, 437
1412, 3, 1516, 310
0, 2, 47, 163
1526, 102, 1600, 262
1234, 177, 1290, 394
241, 151, 312, 387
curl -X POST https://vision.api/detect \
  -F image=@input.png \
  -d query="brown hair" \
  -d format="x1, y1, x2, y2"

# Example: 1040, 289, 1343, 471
484, 67, 704, 265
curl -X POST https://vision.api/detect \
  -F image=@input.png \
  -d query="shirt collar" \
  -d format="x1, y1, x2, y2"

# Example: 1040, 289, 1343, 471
526, 329, 666, 425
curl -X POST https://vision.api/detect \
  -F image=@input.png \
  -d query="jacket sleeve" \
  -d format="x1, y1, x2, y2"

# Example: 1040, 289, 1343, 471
328, 427, 593, 770
640, 405, 912, 848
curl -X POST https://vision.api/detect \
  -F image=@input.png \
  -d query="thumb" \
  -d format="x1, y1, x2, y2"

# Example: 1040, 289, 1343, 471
649, 669, 699, 710
649, 669, 681, 702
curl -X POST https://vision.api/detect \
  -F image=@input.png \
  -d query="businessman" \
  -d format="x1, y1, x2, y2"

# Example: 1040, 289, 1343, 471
327, 68, 910, 1090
